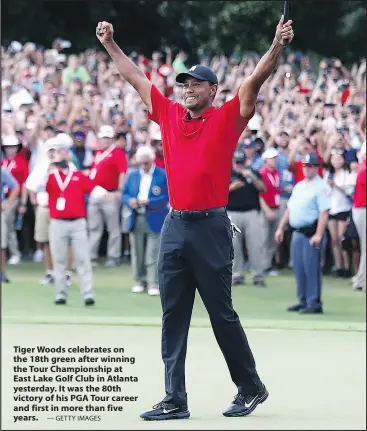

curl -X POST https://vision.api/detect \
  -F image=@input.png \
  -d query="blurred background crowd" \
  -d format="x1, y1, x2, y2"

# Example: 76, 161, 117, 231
1, 37, 366, 292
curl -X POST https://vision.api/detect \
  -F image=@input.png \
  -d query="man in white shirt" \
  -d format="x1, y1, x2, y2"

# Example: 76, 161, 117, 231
122, 146, 169, 296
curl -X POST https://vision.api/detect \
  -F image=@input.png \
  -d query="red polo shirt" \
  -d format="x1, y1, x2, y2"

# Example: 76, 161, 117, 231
290, 152, 323, 183
1, 155, 29, 191
148, 85, 254, 210
259, 166, 281, 208
46, 169, 95, 219
89, 145, 127, 190
353, 161, 366, 208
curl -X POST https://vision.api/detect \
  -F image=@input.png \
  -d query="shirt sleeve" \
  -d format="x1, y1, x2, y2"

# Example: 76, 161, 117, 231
316, 184, 332, 212
80, 173, 96, 194
115, 148, 128, 174
148, 85, 174, 124
220, 92, 255, 137
3, 168, 18, 189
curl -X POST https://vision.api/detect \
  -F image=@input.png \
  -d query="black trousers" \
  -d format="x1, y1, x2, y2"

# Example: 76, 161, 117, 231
158, 211, 262, 406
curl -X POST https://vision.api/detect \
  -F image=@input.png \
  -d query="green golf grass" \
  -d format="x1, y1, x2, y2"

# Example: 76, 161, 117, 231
3, 262, 366, 331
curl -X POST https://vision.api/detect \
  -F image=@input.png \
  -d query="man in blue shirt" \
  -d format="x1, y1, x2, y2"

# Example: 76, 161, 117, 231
240, 139, 264, 172
2, 167, 20, 282
275, 152, 331, 314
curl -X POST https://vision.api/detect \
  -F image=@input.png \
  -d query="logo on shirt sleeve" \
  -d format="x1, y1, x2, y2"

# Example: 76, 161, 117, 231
152, 186, 161, 196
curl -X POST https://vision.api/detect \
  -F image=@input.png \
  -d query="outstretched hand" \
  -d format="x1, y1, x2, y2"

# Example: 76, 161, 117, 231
275, 15, 294, 45
96, 21, 114, 45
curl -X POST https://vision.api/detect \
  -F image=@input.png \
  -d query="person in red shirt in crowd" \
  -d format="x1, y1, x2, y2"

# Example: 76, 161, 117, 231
259, 148, 281, 276
1, 135, 29, 264
88, 125, 128, 267
97, 14, 293, 420
45, 144, 115, 305
288, 136, 323, 183
351, 142, 366, 292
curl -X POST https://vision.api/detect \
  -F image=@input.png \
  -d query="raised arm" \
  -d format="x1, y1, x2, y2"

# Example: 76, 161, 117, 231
96, 21, 153, 112
238, 16, 294, 118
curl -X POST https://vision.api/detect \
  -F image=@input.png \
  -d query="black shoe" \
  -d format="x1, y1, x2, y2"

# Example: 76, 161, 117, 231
55, 298, 66, 305
287, 303, 306, 312
223, 386, 269, 417
299, 306, 323, 314
232, 278, 245, 286
140, 401, 190, 421
85, 298, 95, 306
1, 272, 10, 283
253, 279, 266, 287
343, 269, 352, 279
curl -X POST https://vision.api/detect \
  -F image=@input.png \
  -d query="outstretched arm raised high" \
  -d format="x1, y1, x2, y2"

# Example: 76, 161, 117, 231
239, 15, 294, 118
96, 21, 153, 112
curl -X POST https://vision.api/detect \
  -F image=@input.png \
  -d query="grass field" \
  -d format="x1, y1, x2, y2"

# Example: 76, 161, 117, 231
2, 262, 366, 430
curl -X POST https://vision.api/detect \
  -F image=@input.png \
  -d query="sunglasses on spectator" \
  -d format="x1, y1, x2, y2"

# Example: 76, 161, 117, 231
73, 131, 86, 138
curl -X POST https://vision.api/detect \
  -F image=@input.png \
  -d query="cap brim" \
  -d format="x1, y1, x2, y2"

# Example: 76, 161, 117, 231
176, 72, 216, 85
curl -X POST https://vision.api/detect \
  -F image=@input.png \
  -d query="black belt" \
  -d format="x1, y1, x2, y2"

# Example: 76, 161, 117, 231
170, 207, 226, 220
54, 217, 84, 222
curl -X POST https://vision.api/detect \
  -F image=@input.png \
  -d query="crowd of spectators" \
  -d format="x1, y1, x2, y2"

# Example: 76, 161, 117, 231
1, 39, 366, 290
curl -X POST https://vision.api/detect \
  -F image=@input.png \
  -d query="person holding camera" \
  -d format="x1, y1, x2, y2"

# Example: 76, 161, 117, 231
275, 152, 331, 314
227, 151, 267, 286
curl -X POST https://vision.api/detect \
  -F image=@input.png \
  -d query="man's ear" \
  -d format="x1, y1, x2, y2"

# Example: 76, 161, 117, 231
211, 84, 218, 99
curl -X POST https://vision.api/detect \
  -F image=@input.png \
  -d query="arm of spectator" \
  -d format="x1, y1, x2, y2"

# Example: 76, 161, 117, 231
97, 22, 152, 112
260, 197, 277, 221
288, 135, 301, 167
238, 16, 293, 118
275, 208, 290, 243
229, 180, 245, 192
164, 47, 172, 67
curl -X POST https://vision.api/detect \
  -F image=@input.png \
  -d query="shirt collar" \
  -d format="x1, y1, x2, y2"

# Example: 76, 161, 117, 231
139, 164, 155, 176
181, 106, 216, 122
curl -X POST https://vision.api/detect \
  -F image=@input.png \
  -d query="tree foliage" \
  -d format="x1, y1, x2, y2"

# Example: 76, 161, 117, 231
2, 0, 366, 63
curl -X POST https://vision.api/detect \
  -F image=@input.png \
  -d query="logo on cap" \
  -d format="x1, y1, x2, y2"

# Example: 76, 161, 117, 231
189, 66, 197, 71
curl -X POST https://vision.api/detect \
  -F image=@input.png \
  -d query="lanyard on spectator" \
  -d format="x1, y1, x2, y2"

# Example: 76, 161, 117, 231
4, 160, 16, 172
94, 144, 115, 165
268, 171, 280, 189
54, 169, 73, 193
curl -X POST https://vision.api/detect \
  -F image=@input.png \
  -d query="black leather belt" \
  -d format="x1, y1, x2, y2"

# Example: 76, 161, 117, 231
55, 217, 84, 221
171, 207, 226, 220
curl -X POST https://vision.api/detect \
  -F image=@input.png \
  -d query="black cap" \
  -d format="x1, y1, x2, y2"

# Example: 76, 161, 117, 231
233, 151, 246, 163
176, 65, 218, 85
302, 152, 320, 166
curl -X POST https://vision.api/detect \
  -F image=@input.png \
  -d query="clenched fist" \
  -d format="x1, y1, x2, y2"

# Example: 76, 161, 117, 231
275, 15, 294, 45
96, 21, 114, 45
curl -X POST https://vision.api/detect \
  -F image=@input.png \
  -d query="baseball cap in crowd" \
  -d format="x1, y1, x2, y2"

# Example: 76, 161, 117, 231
302, 152, 320, 166
176, 65, 218, 85
242, 139, 256, 149
43, 137, 60, 152
262, 147, 278, 160
248, 114, 262, 132
233, 151, 246, 164
57, 133, 73, 148
2, 135, 20, 147
98, 125, 114, 139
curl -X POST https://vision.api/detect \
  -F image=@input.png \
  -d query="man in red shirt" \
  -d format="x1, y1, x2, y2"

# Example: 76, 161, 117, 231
1, 135, 29, 264
45, 144, 114, 305
288, 136, 323, 183
97, 15, 293, 420
88, 125, 128, 267
352, 142, 366, 291
259, 148, 281, 275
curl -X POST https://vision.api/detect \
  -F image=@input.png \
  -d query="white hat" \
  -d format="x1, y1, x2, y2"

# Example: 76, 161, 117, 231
2, 135, 20, 147
98, 125, 114, 139
148, 122, 162, 141
262, 147, 278, 160
136, 145, 156, 162
248, 113, 262, 131
56, 133, 73, 148
43, 137, 60, 152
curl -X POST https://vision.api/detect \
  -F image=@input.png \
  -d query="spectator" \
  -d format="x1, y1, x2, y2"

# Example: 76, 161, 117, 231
1, 168, 20, 282
227, 151, 267, 286
122, 146, 168, 296
351, 142, 366, 291
62, 55, 90, 88
1, 135, 29, 265
88, 125, 127, 267
323, 149, 354, 278
259, 148, 281, 276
